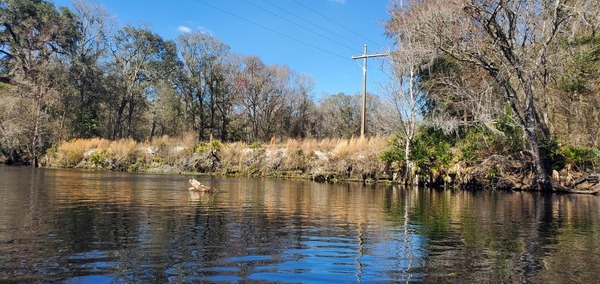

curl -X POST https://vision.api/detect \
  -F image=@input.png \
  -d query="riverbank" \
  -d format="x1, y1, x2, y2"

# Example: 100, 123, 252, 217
41, 136, 387, 183
3, 134, 599, 192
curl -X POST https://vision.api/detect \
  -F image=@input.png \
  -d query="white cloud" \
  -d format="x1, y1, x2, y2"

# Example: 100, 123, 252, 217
197, 26, 214, 36
177, 25, 215, 36
177, 25, 192, 33
330, 0, 346, 4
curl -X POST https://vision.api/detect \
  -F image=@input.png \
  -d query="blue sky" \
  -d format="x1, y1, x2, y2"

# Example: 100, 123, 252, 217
51, 0, 393, 100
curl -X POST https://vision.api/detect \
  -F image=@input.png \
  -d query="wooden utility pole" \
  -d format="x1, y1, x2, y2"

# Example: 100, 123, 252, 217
352, 44, 388, 137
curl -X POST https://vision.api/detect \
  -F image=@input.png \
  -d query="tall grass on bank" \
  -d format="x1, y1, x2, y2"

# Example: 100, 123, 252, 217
45, 135, 388, 181
41, 131, 600, 188
55, 138, 111, 167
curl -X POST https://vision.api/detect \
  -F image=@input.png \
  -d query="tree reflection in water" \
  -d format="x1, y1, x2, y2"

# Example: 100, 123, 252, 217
0, 166, 598, 283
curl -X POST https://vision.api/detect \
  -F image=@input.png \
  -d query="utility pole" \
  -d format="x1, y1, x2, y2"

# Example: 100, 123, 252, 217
352, 44, 388, 137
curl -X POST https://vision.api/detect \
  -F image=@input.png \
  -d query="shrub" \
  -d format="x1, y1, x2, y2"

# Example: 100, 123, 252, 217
559, 145, 600, 170
381, 134, 405, 164
250, 141, 262, 151
540, 139, 566, 171
411, 127, 454, 181
285, 139, 309, 169
89, 149, 109, 169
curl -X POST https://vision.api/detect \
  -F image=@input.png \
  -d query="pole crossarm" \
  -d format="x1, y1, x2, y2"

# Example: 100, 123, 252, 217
352, 44, 389, 137
352, 53, 389, 59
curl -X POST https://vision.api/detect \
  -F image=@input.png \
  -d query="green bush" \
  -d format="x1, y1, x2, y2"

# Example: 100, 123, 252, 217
540, 139, 566, 171
192, 139, 221, 155
250, 141, 262, 150
210, 139, 222, 151
560, 145, 600, 170
380, 134, 405, 164
90, 149, 109, 169
411, 127, 454, 178
535, 139, 599, 172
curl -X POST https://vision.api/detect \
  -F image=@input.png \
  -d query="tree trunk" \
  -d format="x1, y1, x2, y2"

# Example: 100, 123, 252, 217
30, 94, 42, 168
404, 138, 415, 185
524, 124, 552, 191
522, 76, 552, 191
490, 73, 551, 192
113, 95, 128, 140
220, 111, 228, 141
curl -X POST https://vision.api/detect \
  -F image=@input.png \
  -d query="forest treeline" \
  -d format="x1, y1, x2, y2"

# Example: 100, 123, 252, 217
0, 0, 381, 164
1, 0, 599, 192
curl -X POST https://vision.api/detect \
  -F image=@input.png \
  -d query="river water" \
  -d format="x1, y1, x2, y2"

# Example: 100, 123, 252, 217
0, 166, 598, 283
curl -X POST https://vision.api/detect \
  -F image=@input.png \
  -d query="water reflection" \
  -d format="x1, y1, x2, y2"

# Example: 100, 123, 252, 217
0, 165, 599, 283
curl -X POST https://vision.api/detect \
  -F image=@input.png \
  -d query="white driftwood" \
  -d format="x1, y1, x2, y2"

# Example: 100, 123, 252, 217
188, 179, 214, 192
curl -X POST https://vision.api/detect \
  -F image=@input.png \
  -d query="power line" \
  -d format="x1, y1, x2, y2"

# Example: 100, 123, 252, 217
292, 0, 384, 49
260, 0, 364, 48
243, 0, 357, 52
193, 0, 353, 63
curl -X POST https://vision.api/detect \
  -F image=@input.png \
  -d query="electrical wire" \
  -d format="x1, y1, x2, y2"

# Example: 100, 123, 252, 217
192, 0, 354, 63
260, 0, 364, 48
243, 0, 356, 52
292, 0, 384, 49
193, 0, 386, 81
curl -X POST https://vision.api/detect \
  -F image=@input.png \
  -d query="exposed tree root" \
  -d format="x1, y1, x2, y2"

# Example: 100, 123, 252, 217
463, 155, 600, 195
551, 181, 600, 195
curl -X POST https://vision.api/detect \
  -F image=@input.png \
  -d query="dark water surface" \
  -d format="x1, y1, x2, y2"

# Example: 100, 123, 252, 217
0, 166, 599, 283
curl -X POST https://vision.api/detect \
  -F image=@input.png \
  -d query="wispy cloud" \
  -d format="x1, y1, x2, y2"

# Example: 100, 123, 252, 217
197, 26, 214, 36
330, 0, 346, 4
177, 25, 192, 33
177, 25, 214, 36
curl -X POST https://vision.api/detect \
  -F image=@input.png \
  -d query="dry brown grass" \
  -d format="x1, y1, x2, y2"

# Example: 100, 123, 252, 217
56, 138, 112, 167
282, 137, 386, 160
109, 138, 138, 159
331, 136, 385, 160
284, 139, 301, 155
181, 131, 198, 148
150, 135, 171, 147
49, 135, 389, 179
220, 141, 248, 168
315, 138, 341, 152
58, 138, 111, 153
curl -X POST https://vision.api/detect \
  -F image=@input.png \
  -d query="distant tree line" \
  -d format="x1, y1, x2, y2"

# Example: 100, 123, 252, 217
0, 0, 382, 165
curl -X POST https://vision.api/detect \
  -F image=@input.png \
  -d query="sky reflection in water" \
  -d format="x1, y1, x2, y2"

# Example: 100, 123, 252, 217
0, 166, 599, 283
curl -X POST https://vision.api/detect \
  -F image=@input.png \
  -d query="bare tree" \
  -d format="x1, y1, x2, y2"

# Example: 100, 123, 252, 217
235, 57, 292, 141
318, 92, 361, 138
379, 62, 424, 184
387, 0, 591, 191
260, 64, 289, 139
285, 72, 317, 138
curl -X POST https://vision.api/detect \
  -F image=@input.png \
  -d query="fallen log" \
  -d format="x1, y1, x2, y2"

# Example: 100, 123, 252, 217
552, 181, 600, 195
188, 179, 214, 192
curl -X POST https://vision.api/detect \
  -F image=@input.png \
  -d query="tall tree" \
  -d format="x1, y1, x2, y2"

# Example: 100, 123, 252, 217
175, 32, 229, 140
379, 61, 425, 184
259, 64, 289, 139
67, 0, 114, 138
0, 0, 78, 166
237, 56, 268, 141
387, 0, 593, 191
106, 25, 175, 140
284, 72, 317, 138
